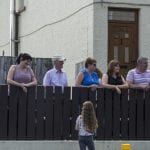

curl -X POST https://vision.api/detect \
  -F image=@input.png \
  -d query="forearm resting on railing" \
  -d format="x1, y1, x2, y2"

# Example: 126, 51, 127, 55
127, 80, 150, 89
7, 79, 24, 88
23, 79, 37, 87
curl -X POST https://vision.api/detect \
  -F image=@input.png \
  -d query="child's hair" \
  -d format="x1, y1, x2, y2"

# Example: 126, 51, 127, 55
81, 101, 98, 133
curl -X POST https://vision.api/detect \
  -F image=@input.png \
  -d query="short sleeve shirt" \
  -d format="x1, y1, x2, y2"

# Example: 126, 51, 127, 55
75, 115, 93, 136
126, 68, 150, 85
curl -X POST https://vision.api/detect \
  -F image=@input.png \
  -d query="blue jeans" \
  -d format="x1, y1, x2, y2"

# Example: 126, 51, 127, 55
79, 135, 95, 150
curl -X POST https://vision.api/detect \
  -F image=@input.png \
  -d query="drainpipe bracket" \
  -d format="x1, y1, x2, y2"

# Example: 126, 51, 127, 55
15, 6, 26, 15
13, 39, 20, 43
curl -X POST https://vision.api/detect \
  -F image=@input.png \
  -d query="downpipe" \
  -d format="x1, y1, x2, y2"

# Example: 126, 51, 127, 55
10, 0, 15, 56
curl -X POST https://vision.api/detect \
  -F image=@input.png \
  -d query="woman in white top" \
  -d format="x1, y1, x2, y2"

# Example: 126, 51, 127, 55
75, 101, 98, 150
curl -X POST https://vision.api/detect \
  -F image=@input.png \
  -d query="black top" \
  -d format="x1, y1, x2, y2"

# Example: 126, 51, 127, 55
108, 74, 123, 85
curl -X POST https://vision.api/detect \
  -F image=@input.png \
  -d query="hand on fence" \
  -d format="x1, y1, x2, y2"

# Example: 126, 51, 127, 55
115, 86, 121, 94
142, 85, 150, 91
90, 84, 98, 91
22, 86, 27, 93
20, 83, 27, 93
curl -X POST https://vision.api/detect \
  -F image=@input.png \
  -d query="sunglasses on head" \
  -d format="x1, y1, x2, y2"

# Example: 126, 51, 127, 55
114, 64, 120, 67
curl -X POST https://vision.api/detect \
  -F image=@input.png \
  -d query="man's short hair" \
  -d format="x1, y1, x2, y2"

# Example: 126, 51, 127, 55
137, 56, 148, 64
52, 56, 66, 62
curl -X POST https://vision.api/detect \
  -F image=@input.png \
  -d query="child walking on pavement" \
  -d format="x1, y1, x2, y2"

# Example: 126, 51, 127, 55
75, 101, 98, 150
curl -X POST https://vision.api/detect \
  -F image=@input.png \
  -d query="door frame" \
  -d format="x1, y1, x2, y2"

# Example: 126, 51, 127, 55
108, 8, 139, 72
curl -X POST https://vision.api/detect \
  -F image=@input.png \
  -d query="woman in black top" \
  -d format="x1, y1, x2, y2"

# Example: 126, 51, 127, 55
102, 60, 128, 94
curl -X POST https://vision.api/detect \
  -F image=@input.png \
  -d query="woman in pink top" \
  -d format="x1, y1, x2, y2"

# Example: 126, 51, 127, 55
7, 53, 37, 92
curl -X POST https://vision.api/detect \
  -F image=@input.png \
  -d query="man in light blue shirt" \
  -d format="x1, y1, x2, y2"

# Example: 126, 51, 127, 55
43, 56, 68, 87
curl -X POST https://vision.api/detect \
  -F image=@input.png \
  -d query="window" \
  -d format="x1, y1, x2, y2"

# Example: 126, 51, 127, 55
108, 10, 136, 21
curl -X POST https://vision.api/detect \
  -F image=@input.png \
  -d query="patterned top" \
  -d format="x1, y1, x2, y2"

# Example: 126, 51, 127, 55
107, 74, 123, 85
126, 68, 150, 85
13, 65, 32, 83
81, 69, 100, 86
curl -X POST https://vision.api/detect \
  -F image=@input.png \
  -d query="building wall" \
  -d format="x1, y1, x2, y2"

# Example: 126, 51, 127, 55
19, 0, 94, 85
1, 0, 150, 84
0, 0, 10, 56
139, 7, 150, 60
93, 0, 150, 73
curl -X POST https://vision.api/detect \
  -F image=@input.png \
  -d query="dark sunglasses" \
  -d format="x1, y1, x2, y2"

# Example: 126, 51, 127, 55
114, 64, 120, 67
93, 63, 96, 67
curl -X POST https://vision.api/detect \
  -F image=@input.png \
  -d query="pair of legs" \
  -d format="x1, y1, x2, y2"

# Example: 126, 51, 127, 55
79, 135, 95, 150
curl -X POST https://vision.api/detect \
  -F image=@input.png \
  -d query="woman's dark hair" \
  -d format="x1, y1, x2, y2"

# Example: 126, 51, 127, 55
107, 59, 120, 76
16, 53, 32, 64
85, 57, 96, 68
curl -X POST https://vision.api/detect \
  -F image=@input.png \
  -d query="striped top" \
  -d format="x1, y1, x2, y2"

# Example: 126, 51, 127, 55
126, 68, 150, 85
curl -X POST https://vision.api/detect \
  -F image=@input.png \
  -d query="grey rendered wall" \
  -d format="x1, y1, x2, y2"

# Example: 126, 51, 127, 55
0, 0, 10, 56
0, 141, 150, 150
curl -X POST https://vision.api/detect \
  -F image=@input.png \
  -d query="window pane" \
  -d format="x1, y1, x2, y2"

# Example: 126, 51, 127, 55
124, 33, 129, 38
125, 47, 129, 63
114, 46, 118, 60
109, 10, 135, 21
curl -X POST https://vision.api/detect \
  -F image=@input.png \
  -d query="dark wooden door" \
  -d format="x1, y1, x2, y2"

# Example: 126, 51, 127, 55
108, 9, 138, 76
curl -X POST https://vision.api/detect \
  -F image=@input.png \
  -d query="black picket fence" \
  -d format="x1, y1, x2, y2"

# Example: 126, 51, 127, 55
0, 85, 150, 140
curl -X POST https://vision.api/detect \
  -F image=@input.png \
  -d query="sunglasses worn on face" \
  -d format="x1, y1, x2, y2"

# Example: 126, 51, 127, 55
142, 62, 148, 65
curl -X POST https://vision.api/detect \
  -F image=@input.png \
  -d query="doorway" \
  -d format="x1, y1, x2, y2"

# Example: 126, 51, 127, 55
108, 8, 138, 76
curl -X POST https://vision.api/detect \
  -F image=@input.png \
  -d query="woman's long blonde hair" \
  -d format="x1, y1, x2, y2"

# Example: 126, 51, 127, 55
81, 101, 98, 133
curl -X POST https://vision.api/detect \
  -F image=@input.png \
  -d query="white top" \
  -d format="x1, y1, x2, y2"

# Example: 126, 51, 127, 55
43, 67, 68, 86
75, 115, 93, 136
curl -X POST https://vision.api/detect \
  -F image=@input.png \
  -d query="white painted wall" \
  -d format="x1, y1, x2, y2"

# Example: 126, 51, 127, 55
101, 0, 150, 4
19, 0, 94, 85
93, 0, 150, 73
93, 3, 108, 74
0, 0, 10, 56
1, 0, 150, 84
139, 8, 150, 57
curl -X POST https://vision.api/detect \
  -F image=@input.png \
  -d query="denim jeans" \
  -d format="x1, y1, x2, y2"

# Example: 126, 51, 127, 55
79, 135, 95, 150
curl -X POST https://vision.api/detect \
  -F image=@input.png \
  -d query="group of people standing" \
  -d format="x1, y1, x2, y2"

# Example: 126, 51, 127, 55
75, 56, 150, 94
7, 53, 150, 93
6, 53, 150, 150
75, 57, 150, 150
